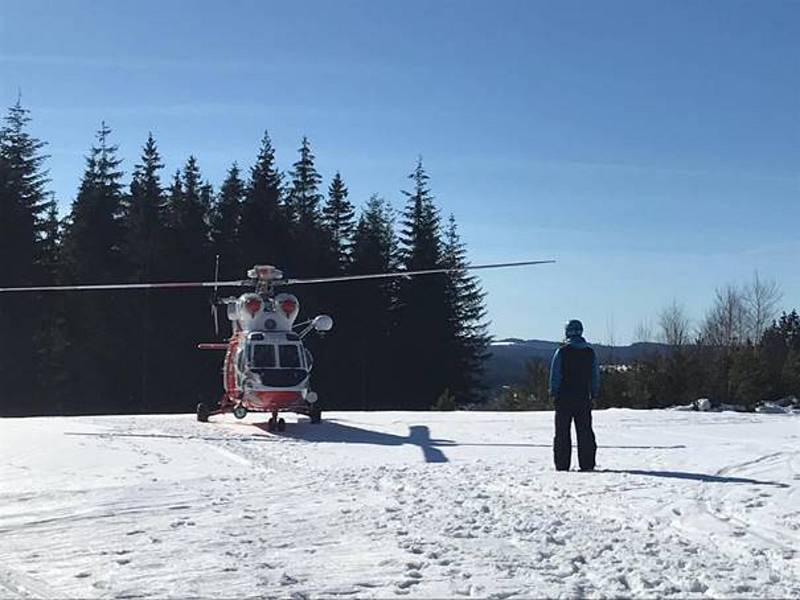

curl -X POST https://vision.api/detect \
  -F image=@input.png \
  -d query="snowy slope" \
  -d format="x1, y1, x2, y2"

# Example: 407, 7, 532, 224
1, 410, 798, 598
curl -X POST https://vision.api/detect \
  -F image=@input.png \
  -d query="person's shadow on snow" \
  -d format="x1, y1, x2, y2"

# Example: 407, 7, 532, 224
597, 468, 789, 488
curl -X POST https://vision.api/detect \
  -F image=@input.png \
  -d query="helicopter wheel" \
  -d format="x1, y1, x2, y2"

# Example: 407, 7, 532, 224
277, 418, 286, 432
233, 404, 248, 420
196, 402, 209, 423
309, 405, 322, 424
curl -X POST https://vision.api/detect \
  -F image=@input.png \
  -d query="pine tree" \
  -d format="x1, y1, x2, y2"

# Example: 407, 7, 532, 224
125, 133, 165, 280
0, 100, 50, 278
309, 171, 358, 406
775, 310, 800, 351
322, 171, 356, 271
337, 195, 399, 409
284, 136, 334, 335
393, 159, 450, 408
161, 158, 216, 410
286, 136, 323, 229
36, 197, 61, 279
211, 163, 244, 274
123, 134, 167, 412
33, 197, 70, 413
164, 168, 182, 233
781, 349, 800, 398
441, 214, 490, 405
61, 122, 128, 413
0, 100, 51, 415
400, 159, 441, 271
760, 310, 800, 400
63, 122, 125, 282
164, 156, 211, 278
240, 132, 287, 274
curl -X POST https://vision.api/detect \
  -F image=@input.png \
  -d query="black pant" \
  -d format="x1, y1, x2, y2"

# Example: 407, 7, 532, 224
553, 400, 597, 471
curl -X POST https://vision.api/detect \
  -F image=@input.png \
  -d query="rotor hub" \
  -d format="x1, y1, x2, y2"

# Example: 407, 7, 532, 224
247, 265, 284, 295
247, 265, 283, 282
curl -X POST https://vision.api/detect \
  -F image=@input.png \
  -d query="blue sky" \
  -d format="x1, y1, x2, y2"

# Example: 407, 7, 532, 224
1, 0, 798, 342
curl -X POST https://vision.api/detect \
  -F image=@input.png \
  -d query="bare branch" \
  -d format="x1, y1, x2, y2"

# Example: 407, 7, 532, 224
700, 284, 748, 347
744, 271, 782, 342
658, 300, 691, 346
633, 317, 655, 343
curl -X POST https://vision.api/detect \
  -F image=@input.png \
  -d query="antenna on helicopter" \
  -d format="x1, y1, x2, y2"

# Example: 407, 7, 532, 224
210, 254, 221, 337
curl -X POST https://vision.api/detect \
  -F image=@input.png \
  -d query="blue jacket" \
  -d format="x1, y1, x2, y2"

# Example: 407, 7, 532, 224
548, 336, 600, 399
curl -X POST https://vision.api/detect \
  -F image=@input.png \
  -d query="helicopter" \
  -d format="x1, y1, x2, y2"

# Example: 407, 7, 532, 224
0, 259, 554, 431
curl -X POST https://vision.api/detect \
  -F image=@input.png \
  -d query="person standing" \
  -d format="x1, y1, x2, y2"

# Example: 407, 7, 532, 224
548, 319, 599, 471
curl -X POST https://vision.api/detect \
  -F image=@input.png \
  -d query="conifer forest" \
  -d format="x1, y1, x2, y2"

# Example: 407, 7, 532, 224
1, 101, 797, 417
0, 102, 490, 416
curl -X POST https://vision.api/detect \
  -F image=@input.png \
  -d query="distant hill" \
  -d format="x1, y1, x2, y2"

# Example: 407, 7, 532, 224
484, 338, 671, 388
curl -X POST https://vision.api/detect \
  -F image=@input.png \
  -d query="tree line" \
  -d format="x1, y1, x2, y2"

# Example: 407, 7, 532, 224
0, 101, 489, 416
494, 276, 800, 411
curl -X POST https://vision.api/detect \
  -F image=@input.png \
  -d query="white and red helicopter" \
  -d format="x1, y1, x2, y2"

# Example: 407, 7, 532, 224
0, 259, 553, 430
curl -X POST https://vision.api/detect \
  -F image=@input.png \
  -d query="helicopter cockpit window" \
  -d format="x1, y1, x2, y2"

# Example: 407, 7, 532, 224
278, 344, 302, 368
251, 344, 276, 368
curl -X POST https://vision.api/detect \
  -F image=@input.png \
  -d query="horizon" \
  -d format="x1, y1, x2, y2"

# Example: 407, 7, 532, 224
2, 0, 798, 342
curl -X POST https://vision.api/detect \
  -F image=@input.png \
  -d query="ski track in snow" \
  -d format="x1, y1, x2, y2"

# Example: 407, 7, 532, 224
0, 410, 798, 598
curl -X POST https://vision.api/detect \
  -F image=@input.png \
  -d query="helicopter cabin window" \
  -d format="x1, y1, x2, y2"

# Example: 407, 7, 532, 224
251, 344, 276, 369
278, 344, 302, 368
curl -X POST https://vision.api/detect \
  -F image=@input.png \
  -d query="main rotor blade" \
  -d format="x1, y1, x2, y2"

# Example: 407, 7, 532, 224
0, 280, 249, 293
280, 259, 555, 286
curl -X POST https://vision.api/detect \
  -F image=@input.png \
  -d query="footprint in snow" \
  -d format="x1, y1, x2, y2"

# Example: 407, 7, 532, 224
322, 585, 361, 596
452, 584, 478, 596
488, 591, 520, 600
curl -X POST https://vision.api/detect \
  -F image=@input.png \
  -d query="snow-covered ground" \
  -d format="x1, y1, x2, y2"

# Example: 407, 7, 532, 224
1, 409, 798, 598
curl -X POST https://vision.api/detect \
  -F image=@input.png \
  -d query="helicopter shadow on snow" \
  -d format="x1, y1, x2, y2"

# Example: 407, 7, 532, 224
255, 420, 452, 463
